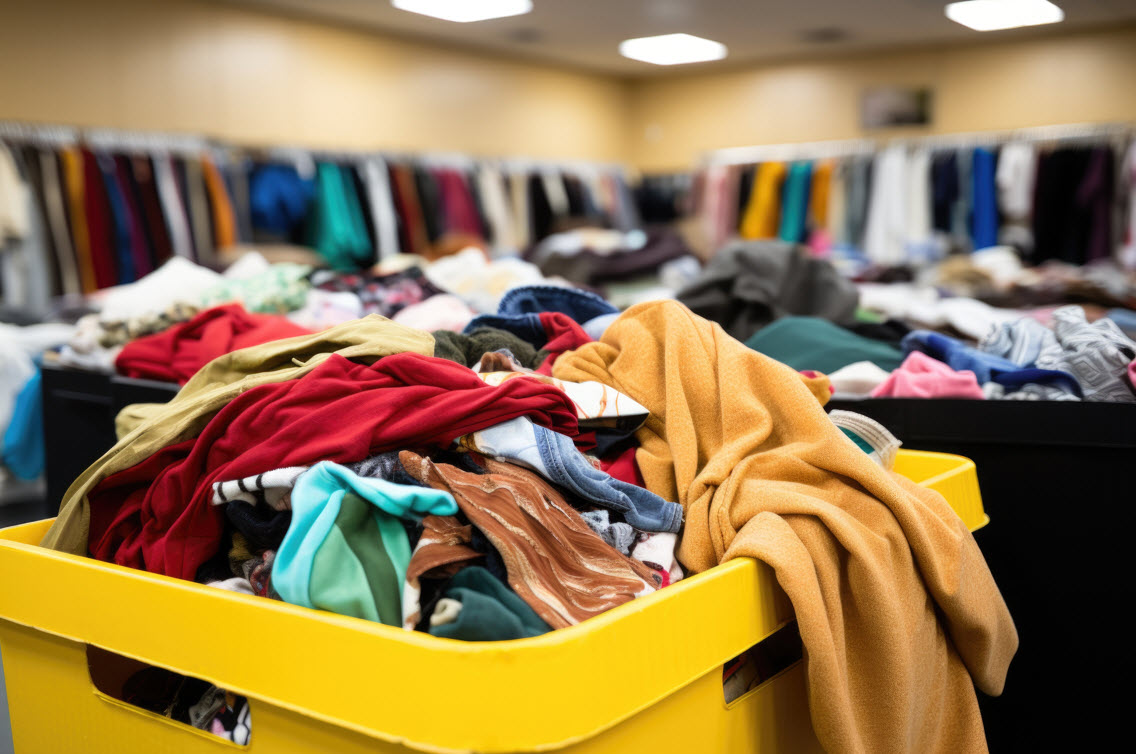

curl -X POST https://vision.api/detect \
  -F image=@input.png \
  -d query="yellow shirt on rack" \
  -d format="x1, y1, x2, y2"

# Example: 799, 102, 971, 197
738, 161, 786, 240
59, 146, 97, 293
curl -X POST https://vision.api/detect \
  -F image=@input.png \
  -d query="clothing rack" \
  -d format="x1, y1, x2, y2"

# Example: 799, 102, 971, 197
0, 120, 630, 175
704, 121, 1135, 167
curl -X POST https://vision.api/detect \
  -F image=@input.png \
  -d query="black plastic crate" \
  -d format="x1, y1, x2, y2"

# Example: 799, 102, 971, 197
827, 397, 1136, 752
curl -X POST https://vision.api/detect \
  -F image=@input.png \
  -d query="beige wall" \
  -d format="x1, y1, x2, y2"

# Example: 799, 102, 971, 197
629, 26, 1136, 171
0, 0, 631, 162
1, 1, 1134, 171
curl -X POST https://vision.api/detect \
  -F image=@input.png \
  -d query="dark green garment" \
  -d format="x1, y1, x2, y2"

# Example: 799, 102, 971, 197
431, 328, 547, 370
744, 316, 904, 374
309, 492, 405, 626
429, 567, 550, 642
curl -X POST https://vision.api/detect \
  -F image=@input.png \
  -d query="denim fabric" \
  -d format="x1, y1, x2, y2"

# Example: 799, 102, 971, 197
469, 418, 682, 533
902, 330, 1083, 396
498, 285, 617, 323
462, 312, 545, 342
583, 313, 619, 340
533, 422, 682, 533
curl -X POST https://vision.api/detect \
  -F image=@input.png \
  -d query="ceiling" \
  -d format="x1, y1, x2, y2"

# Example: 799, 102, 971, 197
225, 0, 1136, 77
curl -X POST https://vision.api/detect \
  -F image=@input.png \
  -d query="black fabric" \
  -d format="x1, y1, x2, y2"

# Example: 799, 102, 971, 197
676, 240, 860, 342
1032, 148, 1093, 265
735, 165, 756, 229
931, 151, 959, 233
414, 166, 443, 243
842, 319, 913, 348
225, 501, 291, 552
526, 174, 554, 242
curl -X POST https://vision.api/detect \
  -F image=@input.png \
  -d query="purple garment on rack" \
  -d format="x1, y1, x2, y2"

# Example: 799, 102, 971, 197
1078, 147, 1115, 262
435, 169, 484, 239
113, 155, 155, 279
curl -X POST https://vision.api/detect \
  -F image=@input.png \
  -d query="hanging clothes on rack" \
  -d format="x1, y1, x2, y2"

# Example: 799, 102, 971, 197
739, 162, 786, 240
778, 161, 813, 244
995, 141, 1036, 255
359, 157, 400, 262
864, 145, 907, 266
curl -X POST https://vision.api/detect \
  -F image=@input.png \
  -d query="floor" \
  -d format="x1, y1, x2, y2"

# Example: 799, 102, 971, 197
1, 499, 45, 754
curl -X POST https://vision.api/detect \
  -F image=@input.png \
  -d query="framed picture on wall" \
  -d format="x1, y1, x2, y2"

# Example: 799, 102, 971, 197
861, 86, 933, 128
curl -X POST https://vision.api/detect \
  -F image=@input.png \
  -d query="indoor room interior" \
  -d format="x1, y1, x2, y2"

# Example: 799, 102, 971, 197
2, 1, 1134, 752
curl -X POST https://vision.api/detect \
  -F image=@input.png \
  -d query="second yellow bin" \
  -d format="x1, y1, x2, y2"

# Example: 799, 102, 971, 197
0, 449, 986, 754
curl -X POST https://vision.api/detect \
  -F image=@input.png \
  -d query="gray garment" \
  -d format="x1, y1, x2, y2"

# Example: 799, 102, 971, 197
0, 149, 52, 317
221, 152, 253, 244
580, 509, 636, 556
153, 153, 194, 260
38, 150, 81, 296
184, 157, 213, 266
842, 155, 872, 251
952, 149, 974, 252
980, 317, 1057, 367
360, 158, 400, 261
676, 240, 860, 342
1035, 305, 1136, 403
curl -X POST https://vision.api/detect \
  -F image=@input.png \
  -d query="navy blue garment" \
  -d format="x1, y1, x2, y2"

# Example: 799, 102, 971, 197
902, 330, 1082, 397
970, 148, 999, 251
249, 164, 315, 236
931, 152, 959, 233
97, 152, 136, 284
462, 313, 545, 344
464, 284, 618, 337
499, 285, 617, 323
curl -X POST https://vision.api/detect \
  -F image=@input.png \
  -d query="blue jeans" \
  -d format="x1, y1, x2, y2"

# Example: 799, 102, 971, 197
469, 418, 683, 533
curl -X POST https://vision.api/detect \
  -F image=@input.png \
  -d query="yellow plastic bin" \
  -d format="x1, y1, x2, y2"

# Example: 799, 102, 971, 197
0, 450, 986, 754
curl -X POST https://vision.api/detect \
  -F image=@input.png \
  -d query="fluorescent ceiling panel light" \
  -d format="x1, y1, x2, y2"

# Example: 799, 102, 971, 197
391, 0, 532, 23
619, 33, 728, 66
945, 0, 1064, 32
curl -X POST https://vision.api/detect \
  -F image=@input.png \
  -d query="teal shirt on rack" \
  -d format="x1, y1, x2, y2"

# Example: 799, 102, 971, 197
778, 161, 813, 243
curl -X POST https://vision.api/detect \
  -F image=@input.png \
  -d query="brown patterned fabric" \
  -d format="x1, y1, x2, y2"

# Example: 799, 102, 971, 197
400, 452, 656, 629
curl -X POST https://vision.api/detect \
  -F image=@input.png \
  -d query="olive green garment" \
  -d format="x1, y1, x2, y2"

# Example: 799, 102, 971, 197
308, 492, 406, 626
41, 314, 434, 557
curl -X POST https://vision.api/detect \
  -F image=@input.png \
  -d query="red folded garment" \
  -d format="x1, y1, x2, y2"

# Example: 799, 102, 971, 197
88, 352, 579, 580
536, 311, 593, 375
115, 304, 313, 385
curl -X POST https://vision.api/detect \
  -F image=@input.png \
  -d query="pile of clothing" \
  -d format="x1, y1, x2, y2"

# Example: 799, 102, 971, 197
39, 273, 1016, 751
678, 242, 1136, 402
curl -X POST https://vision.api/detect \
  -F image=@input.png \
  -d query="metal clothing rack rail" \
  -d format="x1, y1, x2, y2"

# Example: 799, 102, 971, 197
0, 119, 629, 174
702, 121, 1136, 167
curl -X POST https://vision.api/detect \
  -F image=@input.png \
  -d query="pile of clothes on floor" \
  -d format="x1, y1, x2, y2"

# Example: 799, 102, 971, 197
679, 241, 1136, 402
37, 267, 1017, 751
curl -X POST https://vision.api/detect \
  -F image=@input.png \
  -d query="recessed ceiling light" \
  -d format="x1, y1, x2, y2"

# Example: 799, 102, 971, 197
391, 0, 532, 24
945, 0, 1064, 32
619, 33, 728, 66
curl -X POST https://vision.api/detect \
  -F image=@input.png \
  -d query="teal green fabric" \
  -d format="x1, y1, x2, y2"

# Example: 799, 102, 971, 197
778, 161, 813, 243
744, 316, 905, 374
429, 567, 550, 642
273, 461, 457, 620
307, 163, 373, 270
839, 427, 876, 455
199, 263, 312, 314
308, 492, 403, 625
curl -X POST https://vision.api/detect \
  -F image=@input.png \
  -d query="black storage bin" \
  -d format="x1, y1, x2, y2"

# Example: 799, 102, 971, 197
41, 364, 177, 517
826, 397, 1136, 752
